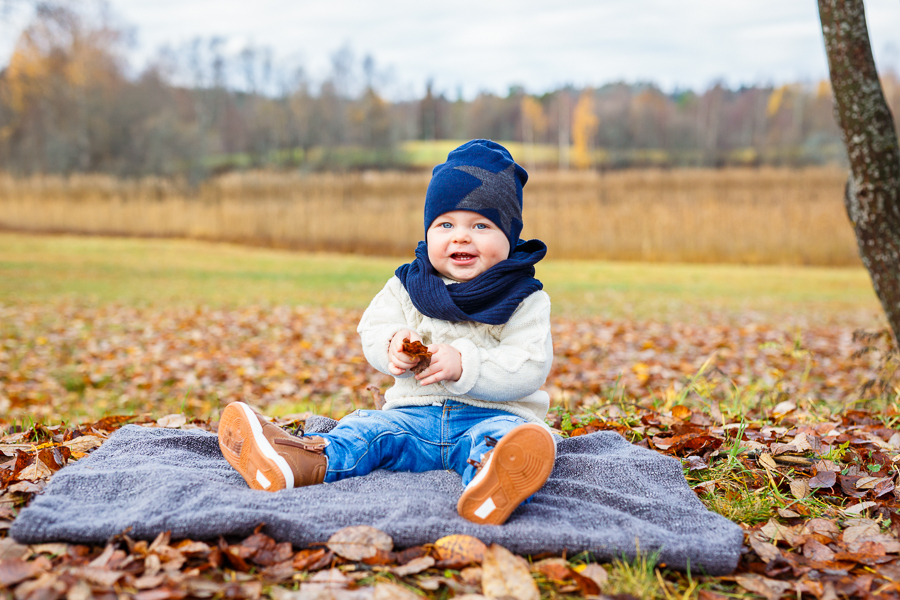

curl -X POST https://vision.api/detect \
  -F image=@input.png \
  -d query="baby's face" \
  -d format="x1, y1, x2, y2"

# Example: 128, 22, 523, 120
426, 210, 510, 282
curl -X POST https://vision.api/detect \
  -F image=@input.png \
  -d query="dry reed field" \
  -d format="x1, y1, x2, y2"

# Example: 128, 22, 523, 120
0, 167, 857, 265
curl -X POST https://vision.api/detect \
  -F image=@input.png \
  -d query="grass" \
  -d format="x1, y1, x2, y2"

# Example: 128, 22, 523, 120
0, 232, 883, 326
604, 550, 668, 600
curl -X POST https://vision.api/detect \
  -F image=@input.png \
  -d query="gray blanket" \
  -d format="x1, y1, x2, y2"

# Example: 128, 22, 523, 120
11, 419, 743, 575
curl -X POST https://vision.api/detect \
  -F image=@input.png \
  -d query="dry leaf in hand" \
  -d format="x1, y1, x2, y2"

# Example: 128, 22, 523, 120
401, 338, 433, 375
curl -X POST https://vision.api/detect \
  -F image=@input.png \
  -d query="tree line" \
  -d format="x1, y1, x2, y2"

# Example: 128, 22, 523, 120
2, 4, 899, 179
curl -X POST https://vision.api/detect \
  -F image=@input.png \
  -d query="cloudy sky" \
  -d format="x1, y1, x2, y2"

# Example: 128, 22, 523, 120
2, 0, 900, 99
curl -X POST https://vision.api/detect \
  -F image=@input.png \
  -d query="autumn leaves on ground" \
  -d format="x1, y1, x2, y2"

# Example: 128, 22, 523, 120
3, 232, 900, 599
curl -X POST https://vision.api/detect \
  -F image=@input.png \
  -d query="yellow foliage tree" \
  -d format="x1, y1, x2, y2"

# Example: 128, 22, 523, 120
571, 89, 599, 169
1, 6, 127, 171
4, 7, 123, 119
767, 85, 789, 116
520, 96, 547, 142
519, 96, 547, 170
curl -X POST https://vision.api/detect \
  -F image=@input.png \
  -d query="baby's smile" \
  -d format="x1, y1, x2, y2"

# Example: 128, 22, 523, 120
426, 210, 510, 281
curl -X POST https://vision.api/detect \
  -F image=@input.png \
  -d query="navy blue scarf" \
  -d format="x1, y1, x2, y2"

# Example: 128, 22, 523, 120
395, 239, 546, 325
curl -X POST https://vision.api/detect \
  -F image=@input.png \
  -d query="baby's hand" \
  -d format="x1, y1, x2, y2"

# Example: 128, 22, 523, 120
415, 344, 462, 386
388, 329, 422, 375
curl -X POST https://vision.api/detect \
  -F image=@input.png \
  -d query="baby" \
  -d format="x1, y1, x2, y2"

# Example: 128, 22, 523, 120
218, 139, 555, 525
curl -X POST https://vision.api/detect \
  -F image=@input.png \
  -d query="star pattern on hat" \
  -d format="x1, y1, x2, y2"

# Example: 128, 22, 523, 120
453, 163, 522, 234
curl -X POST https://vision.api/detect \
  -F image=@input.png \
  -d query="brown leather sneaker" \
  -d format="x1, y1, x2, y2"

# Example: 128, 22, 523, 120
457, 423, 555, 525
218, 401, 328, 491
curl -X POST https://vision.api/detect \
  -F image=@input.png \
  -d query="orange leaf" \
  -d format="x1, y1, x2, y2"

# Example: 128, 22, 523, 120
671, 405, 692, 420
433, 534, 486, 565
401, 338, 433, 375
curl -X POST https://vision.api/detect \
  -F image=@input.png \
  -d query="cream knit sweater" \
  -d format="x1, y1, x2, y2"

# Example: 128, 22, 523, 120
357, 276, 553, 424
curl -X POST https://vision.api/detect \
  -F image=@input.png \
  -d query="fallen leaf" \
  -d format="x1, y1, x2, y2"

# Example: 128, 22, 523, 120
770, 443, 800, 456
67, 581, 93, 600
394, 546, 428, 565
133, 574, 167, 589
156, 414, 187, 428
459, 566, 482, 586
0, 538, 28, 560
259, 559, 295, 582
809, 470, 837, 489
62, 436, 104, 454
760, 519, 802, 545
11, 572, 66, 600
855, 476, 887, 489
7, 480, 43, 493
327, 525, 392, 561
748, 532, 782, 563
90, 416, 135, 431
481, 544, 539, 600
301, 569, 375, 599
71, 566, 125, 587
758, 453, 777, 471
802, 518, 840, 542
843, 522, 880, 544
293, 548, 332, 571
360, 548, 394, 566
802, 538, 836, 562
534, 557, 573, 582
839, 475, 869, 498
0, 557, 46, 586
734, 574, 793, 600
391, 555, 434, 576
651, 432, 722, 456
17, 458, 51, 481
534, 558, 600, 596
373, 582, 419, 600
174, 540, 211, 556
772, 400, 796, 418
88, 543, 116, 568
134, 589, 179, 600
790, 478, 811, 499
433, 534, 486, 565
366, 385, 385, 410
671, 405, 691, 420
37, 446, 69, 472
574, 563, 608, 588
684, 455, 708, 471
843, 501, 878, 516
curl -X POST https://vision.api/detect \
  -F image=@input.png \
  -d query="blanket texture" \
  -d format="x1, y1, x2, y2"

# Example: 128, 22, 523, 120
11, 419, 743, 575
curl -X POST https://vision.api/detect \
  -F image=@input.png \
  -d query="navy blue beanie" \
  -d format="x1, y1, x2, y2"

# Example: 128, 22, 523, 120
423, 139, 529, 254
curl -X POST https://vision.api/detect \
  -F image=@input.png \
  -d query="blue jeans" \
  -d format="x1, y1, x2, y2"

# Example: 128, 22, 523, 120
316, 400, 528, 486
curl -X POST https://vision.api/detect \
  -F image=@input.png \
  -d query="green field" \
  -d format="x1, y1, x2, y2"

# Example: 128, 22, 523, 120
0, 232, 884, 326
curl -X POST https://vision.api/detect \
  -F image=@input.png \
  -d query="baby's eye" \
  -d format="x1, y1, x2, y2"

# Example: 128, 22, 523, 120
440, 222, 452, 229
474, 223, 488, 229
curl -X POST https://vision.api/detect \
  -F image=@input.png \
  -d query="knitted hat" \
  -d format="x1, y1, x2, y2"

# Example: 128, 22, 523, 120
424, 139, 529, 254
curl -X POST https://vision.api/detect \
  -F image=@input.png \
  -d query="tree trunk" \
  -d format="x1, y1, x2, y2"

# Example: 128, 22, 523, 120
818, 0, 900, 342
